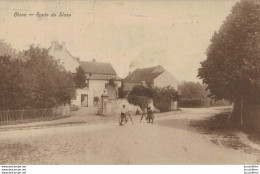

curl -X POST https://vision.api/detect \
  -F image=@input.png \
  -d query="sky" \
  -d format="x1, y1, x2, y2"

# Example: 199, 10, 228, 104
0, 0, 239, 81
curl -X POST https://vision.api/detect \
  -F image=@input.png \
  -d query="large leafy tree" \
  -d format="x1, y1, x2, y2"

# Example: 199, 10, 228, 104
127, 85, 180, 112
127, 85, 157, 111
74, 66, 87, 89
23, 46, 75, 108
0, 40, 17, 59
0, 41, 28, 110
154, 86, 180, 112
0, 44, 75, 110
198, 0, 260, 124
179, 82, 208, 100
0, 56, 27, 110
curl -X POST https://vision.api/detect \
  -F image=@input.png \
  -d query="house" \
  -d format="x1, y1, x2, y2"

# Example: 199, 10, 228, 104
48, 41, 79, 73
78, 60, 122, 106
123, 65, 178, 93
123, 65, 179, 110
48, 41, 122, 107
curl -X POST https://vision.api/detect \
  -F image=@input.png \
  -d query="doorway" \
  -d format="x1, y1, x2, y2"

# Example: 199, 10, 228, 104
81, 94, 88, 107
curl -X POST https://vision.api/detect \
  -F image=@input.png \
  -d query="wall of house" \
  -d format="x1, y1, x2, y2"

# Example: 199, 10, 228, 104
89, 80, 109, 99
154, 71, 179, 90
48, 49, 79, 73
71, 88, 93, 107
88, 80, 122, 105
71, 80, 121, 107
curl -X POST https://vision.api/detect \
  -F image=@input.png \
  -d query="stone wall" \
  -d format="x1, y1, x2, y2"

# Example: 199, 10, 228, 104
104, 99, 141, 116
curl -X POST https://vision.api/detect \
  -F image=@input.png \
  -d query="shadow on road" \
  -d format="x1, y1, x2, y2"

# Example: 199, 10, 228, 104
190, 111, 260, 157
155, 108, 260, 158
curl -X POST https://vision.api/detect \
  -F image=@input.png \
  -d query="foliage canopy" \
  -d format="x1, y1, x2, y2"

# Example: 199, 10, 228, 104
198, 0, 260, 103
0, 44, 75, 110
127, 85, 180, 112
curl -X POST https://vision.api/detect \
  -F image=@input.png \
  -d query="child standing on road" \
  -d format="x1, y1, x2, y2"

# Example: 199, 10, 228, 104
120, 105, 127, 126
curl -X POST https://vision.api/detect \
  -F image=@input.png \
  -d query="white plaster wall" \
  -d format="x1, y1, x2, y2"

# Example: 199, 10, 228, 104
89, 80, 122, 98
89, 80, 109, 99
106, 98, 141, 116
49, 49, 79, 73
71, 80, 121, 107
154, 71, 179, 90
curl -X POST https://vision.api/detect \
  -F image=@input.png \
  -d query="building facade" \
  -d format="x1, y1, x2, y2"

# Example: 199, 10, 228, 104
48, 41, 122, 107
123, 65, 178, 93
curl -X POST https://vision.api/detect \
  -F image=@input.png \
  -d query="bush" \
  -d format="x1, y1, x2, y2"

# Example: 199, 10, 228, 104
154, 86, 180, 112
127, 94, 150, 110
127, 85, 180, 112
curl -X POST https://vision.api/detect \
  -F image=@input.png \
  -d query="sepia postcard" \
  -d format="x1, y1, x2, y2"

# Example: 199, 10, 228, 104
0, 0, 260, 171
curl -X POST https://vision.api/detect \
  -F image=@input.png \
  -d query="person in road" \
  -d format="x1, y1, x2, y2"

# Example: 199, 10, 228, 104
120, 105, 127, 126
147, 105, 154, 123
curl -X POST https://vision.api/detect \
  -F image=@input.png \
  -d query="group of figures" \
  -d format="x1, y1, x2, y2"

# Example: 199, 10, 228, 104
119, 105, 154, 126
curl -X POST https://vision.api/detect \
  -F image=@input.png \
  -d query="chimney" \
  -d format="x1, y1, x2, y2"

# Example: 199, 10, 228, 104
92, 59, 96, 62
62, 42, 66, 50
51, 41, 56, 50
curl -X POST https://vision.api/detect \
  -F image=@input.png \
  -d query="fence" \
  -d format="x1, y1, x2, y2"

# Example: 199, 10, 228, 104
0, 106, 69, 125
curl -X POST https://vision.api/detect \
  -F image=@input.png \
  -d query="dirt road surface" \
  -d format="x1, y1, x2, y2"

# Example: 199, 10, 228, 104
0, 107, 259, 164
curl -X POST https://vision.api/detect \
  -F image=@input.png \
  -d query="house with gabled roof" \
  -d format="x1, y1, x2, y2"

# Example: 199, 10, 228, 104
48, 41, 80, 73
48, 41, 122, 107
123, 65, 178, 93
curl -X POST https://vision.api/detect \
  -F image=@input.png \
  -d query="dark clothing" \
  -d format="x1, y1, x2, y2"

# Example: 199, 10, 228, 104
147, 107, 154, 123
120, 112, 126, 125
121, 113, 126, 117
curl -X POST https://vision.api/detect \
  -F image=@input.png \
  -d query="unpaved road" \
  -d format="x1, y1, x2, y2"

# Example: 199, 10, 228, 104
0, 107, 259, 164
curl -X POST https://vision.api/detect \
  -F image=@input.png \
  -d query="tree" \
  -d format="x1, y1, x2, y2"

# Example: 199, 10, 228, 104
154, 86, 180, 111
118, 82, 126, 98
127, 94, 150, 111
127, 85, 156, 111
108, 78, 117, 87
0, 40, 18, 59
0, 44, 75, 110
23, 45, 75, 108
74, 66, 87, 89
0, 56, 27, 110
0, 41, 29, 110
179, 82, 208, 100
198, 0, 260, 125
127, 85, 180, 112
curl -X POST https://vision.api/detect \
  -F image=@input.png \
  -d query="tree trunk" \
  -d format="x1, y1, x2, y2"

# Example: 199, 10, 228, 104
230, 99, 244, 126
240, 99, 244, 126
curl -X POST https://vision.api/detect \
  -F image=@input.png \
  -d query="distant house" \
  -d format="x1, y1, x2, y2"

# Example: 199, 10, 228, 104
78, 60, 121, 106
48, 41, 122, 107
48, 41, 79, 73
123, 65, 179, 110
123, 65, 178, 93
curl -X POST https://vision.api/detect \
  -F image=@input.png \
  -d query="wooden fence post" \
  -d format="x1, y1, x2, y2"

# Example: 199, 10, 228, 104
6, 110, 9, 124
22, 109, 24, 122
44, 109, 47, 120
